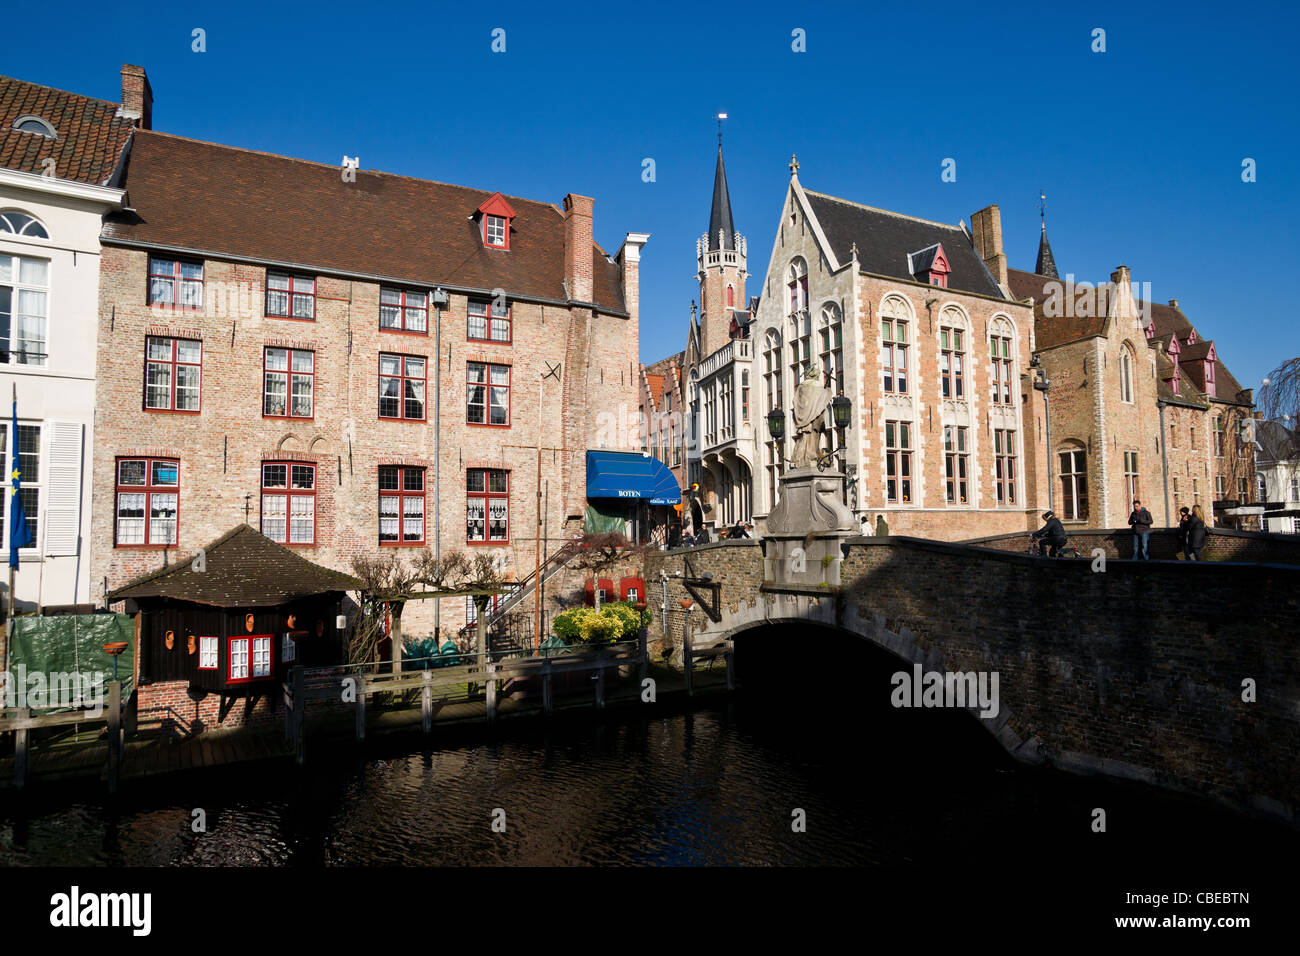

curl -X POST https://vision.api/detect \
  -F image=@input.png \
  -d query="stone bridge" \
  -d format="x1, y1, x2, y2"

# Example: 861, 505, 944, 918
643, 536, 1300, 827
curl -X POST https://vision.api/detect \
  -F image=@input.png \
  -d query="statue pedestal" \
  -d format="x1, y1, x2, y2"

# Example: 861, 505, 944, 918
763, 467, 854, 587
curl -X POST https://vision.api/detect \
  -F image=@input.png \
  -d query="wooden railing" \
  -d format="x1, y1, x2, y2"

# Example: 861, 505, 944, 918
0, 681, 126, 791
283, 635, 648, 763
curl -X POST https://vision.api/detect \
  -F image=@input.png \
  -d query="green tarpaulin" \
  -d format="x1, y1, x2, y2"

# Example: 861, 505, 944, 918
7, 614, 134, 712
584, 500, 628, 535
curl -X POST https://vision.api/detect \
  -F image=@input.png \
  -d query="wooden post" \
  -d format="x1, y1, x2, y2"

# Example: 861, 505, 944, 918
107, 681, 121, 794
293, 666, 305, 764
14, 707, 29, 789
725, 639, 735, 691
595, 649, 606, 709
485, 661, 498, 722
637, 624, 647, 687
542, 658, 553, 713
683, 614, 694, 697
421, 670, 433, 733
355, 673, 366, 741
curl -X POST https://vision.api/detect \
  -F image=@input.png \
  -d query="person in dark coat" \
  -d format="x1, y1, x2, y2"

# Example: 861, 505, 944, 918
875, 514, 889, 537
1179, 506, 1208, 560
1128, 498, 1154, 559
1031, 511, 1068, 557
729, 521, 750, 539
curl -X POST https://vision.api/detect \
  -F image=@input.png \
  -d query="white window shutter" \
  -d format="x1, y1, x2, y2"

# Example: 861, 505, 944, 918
44, 421, 83, 556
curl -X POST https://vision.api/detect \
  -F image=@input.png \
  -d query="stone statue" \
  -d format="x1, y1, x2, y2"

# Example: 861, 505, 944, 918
790, 365, 830, 468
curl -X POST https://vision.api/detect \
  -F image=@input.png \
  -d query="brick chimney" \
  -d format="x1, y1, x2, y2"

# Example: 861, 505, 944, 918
120, 64, 153, 129
969, 204, 1008, 288
563, 194, 595, 303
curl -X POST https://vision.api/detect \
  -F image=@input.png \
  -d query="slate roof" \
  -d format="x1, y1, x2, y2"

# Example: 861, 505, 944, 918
108, 524, 360, 607
803, 191, 1004, 298
1007, 268, 1109, 347
103, 130, 627, 315
908, 243, 941, 274
1035, 224, 1058, 278
707, 145, 736, 251
1258, 420, 1300, 462
0, 73, 135, 186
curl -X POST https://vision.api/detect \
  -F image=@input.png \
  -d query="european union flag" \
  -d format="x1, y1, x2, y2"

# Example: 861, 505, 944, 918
9, 394, 32, 567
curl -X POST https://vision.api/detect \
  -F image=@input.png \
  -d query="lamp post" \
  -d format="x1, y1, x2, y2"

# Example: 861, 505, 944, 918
1031, 356, 1053, 512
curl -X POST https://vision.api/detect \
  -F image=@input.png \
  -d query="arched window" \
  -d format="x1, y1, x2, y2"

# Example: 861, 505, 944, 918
763, 328, 784, 505
788, 307, 812, 384
1058, 444, 1089, 520
881, 295, 910, 395
12, 116, 56, 138
0, 211, 49, 239
1120, 347, 1135, 403
787, 258, 808, 315
820, 303, 845, 453
989, 316, 1015, 406
938, 305, 968, 400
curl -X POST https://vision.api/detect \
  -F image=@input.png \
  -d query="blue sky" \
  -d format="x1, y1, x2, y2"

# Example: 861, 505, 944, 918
7, 0, 1296, 391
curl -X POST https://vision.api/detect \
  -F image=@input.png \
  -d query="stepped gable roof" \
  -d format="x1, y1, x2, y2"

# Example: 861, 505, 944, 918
0, 73, 135, 186
804, 191, 1004, 298
108, 524, 360, 607
102, 130, 627, 315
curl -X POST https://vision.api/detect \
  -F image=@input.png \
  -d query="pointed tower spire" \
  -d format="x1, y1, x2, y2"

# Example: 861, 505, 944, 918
707, 143, 736, 251
1035, 190, 1058, 278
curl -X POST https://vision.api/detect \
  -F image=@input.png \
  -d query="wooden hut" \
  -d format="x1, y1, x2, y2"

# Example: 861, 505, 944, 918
109, 525, 359, 726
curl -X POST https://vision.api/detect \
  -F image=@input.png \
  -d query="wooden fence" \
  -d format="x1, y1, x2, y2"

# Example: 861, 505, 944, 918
0, 681, 126, 791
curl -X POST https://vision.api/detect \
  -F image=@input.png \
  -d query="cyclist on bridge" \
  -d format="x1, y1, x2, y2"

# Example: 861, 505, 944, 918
1031, 510, 1068, 557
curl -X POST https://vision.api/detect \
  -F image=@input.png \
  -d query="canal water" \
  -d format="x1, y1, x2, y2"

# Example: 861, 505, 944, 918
1, 628, 1294, 868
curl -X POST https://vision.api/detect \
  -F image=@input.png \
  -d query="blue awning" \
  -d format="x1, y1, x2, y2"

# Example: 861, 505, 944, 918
586, 451, 681, 506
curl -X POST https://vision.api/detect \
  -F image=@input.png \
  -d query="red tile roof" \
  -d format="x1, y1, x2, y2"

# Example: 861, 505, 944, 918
1007, 268, 1109, 347
0, 73, 135, 185
103, 130, 627, 314
646, 373, 665, 408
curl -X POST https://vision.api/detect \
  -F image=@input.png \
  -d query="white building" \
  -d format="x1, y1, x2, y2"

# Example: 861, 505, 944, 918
0, 66, 140, 611
1258, 420, 1300, 533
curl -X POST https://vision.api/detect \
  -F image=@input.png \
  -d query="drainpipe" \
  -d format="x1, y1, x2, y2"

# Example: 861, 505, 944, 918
1158, 399, 1171, 527
431, 288, 448, 638
1033, 361, 1053, 512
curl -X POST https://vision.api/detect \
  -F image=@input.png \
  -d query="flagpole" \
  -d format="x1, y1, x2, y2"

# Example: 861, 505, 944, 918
4, 383, 13, 671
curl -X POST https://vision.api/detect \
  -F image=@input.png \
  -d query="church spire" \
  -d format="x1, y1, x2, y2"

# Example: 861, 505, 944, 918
1035, 191, 1058, 278
707, 143, 736, 251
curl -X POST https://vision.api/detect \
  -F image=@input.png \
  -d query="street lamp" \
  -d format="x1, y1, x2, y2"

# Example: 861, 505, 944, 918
831, 393, 852, 429
766, 407, 786, 440
1031, 356, 1053, 513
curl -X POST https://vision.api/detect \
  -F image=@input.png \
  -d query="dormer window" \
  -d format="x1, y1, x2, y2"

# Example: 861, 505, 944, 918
12, 115, 56, 138
1205, 346, 1217, 398
476, 193, 517, 250
909, 243, 950, 288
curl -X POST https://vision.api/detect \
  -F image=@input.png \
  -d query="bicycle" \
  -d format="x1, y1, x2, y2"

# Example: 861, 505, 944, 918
1026, 537, 1083, 559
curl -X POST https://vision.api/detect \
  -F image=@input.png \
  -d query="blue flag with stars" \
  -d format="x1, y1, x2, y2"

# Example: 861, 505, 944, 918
9, 395, 33, 567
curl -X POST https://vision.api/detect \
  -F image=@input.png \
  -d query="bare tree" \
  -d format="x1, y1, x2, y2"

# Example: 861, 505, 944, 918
1258, 357, 1300, 459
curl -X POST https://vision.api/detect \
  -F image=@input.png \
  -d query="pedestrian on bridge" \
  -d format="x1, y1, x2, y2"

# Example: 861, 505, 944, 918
1128, 499, 1154, 559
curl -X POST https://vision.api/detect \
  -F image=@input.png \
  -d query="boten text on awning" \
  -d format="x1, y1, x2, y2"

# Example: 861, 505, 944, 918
585, 451, 681, 506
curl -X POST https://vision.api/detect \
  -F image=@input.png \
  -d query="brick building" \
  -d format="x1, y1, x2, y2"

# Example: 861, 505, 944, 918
92, 127, 647, 638
1009, 220, 1257, 531
0, 66, 139, 617
745, 160, 1047, 538
636, 350, 686, 539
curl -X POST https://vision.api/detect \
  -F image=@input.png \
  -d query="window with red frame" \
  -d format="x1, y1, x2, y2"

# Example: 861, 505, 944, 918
467, 299, 511, 343
379, 353, 426, 420
467, 362, 510, 425
994, 429, 1017, 505
198, 636, 218, 670
261, 462, 316, 544
144, 336, 202, 411
228, 634, 272, 682
881, 318, 908, 394
264, 347, 314, 419
115, 457, 178, 546
467, 469, 509, 543
265, 272, 315, 320
484, 214, 508, 248
147, 256, 203, 309
380, 288, 427, 333
379, 465, 425, 544
943, 425, 969, 504
939, 327, 964, 399
885, 421, 912, 503
990, 335, 1013, 405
